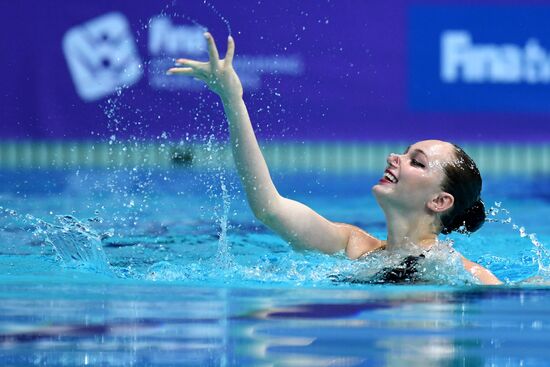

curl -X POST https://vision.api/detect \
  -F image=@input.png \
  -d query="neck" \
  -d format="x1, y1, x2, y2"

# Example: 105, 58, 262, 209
383, 208, 438, 251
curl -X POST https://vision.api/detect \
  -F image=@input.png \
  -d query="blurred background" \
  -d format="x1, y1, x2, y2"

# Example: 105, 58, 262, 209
0, 0, 549, 174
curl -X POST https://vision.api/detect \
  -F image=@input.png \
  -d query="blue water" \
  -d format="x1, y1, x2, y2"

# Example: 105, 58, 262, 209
1, 168, 550, 365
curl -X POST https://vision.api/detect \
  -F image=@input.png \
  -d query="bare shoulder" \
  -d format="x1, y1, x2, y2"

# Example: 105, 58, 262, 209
333, 223, 383, 260
460, 255, 503, 285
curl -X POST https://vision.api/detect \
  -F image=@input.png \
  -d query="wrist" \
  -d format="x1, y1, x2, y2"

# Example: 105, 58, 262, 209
220, 91, 243, 105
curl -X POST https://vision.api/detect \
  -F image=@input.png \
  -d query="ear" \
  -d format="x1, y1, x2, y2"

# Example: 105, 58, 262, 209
427, 192, 454, 213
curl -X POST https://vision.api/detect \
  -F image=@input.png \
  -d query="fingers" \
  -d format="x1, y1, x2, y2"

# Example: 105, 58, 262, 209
204, 32, 220, 65
225, 35, 235, 65
166, 67, 194, 75
169, 34, 234, 77
175, 58, 203, 69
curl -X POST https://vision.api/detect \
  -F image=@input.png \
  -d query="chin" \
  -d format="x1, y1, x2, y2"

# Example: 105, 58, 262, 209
371, 184, 388, 203
371, 183, 398, 211
372, 191, 390, 216
371, 182, 391, 197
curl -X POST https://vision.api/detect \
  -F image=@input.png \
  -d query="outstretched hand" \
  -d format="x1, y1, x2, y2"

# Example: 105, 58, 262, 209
167, 32, 243, 101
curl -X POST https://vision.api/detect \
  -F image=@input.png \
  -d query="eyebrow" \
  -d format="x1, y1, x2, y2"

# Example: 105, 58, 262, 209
404, 146, 428, 159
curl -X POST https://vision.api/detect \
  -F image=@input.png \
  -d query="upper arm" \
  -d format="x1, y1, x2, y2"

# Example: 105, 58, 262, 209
258, 196, 352, 254
257, 195, 381, 257
461, 257, 503, 285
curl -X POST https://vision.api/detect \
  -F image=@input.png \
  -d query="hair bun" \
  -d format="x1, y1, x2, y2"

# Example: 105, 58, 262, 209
453, 199, 485, 233
445, 199, 486, 234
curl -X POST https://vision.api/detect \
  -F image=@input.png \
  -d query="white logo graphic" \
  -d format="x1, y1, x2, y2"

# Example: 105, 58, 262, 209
63, 12, 143, 101
441, 30, 550, 84
149, 16, 206, 56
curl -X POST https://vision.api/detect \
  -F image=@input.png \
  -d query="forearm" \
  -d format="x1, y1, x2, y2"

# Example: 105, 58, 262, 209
221, 94, 280, 217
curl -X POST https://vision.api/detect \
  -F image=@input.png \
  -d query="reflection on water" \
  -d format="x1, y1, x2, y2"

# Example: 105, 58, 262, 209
0, 284, 549, 366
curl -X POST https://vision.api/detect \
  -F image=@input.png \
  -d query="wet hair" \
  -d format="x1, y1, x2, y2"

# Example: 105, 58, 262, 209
439, 144, 485, 235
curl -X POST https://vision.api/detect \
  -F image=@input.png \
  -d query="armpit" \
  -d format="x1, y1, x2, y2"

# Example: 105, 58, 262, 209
343, 225, 383, 260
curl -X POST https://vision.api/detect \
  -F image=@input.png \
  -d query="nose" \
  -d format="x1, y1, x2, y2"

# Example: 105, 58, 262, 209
387, 153, 400, 167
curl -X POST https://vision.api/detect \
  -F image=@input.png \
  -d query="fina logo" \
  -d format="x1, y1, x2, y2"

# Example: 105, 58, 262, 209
63, 12, 143, 102
441, 30, 550, 84
148, 17, 205, 56
63, 12, 303, 101
62, 13, 207, 101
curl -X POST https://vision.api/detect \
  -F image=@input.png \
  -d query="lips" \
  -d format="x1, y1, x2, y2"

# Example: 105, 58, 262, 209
380, 169, 398, 184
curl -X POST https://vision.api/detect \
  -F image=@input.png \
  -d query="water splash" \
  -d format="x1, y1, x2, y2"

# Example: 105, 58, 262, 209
43, 215, 113, 274
329, 240, 478, 286
214, 174, 234, 268
143, 238, 481, 287
486, 201, 550, 277
93, 1, 235, 235
1, 206, 113, 274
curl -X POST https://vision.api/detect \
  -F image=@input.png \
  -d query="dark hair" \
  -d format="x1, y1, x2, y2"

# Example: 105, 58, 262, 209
439, 144, 485, 235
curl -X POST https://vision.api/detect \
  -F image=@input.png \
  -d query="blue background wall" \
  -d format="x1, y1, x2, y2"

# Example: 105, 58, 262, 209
1, 0, 549, 142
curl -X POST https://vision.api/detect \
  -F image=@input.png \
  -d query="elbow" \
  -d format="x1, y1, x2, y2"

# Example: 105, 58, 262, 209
250, 196, 282, 224
251, 204, 277, 224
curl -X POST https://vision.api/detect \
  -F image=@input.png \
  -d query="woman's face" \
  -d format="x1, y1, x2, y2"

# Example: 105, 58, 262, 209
372, 140, 456, 212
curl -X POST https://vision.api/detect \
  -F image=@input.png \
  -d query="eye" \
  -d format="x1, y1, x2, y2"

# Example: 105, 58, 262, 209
411, 158, 425, 168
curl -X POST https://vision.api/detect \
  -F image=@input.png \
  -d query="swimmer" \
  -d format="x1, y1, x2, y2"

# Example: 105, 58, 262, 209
168, 33, 502, 285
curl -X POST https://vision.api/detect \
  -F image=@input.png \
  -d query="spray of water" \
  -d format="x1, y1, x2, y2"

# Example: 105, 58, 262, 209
215, 174, 234, 268
97, 3, 238, 276
486, 201, 550, 278
0, 206, 113, 274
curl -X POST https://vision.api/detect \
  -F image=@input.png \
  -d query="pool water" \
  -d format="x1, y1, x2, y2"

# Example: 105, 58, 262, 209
1, 168, 550, 365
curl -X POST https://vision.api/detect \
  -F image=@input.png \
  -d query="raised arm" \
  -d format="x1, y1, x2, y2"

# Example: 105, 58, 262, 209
168, 33, 364, 254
